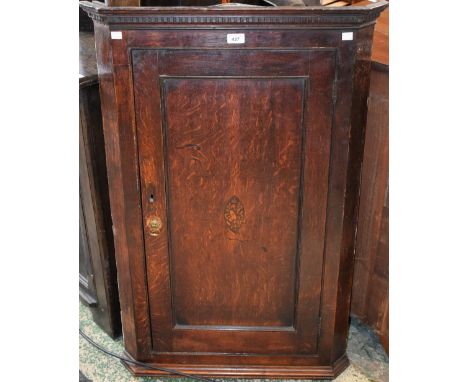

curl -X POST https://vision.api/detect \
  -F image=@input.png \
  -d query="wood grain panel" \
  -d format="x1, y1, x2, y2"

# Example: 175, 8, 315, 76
162, 77, 305, 328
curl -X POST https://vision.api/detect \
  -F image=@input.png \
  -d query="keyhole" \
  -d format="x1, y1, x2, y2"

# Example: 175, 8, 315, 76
149, 194, 154, 203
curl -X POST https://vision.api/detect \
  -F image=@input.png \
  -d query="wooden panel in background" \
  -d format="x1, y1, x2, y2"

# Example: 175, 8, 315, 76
350, 1, 389, 355
79, 28, 121, 338
351, 66, 389, 354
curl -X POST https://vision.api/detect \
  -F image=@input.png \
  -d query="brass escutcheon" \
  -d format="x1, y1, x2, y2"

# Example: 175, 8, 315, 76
147, 216, 163, 237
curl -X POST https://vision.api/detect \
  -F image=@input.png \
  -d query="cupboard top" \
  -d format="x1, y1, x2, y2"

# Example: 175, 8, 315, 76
80, 1, 387, 29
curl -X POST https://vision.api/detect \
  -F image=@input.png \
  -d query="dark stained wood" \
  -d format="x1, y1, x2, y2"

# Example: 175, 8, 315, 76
93, 20, 146, 356
133, 48, 335, 355
331, 23, 375, 361
350, 66, 389, 353
80, 0, 104, 31
79, 31, 121, 338
365, 188, 389, 353
350, 1, 388, 355
80, 0, 387, 377
79, 199, 98, 306
80, 7, 94, 32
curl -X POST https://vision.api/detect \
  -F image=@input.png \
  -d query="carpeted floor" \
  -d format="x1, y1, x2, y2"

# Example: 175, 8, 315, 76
79, 303, 388, 382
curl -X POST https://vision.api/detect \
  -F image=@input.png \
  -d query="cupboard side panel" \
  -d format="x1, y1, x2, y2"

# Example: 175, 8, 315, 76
333, 25, 374, 361
295, 50, 336, 354
317, 35, 357, 365
94, 22, 152, 358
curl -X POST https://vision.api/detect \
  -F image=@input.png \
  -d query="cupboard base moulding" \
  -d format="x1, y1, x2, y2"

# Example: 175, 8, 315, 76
121, 352, 349, 379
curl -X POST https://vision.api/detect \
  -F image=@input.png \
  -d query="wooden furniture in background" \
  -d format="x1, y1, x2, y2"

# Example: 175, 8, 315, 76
80, 0, 387, 378
79, 31, 121, 338
350, 1, 389, 354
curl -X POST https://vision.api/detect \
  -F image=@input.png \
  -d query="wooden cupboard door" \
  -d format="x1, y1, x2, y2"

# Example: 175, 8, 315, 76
132, 49, 336, 355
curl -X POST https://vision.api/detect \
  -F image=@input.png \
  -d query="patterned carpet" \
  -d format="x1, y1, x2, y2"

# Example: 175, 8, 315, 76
79, 302, 388, 382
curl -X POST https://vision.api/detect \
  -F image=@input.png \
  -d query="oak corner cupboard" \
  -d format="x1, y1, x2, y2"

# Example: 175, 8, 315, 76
79, 0, 388, 379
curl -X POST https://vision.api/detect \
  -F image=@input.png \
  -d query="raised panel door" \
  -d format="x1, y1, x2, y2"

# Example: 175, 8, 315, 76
132, 48, 336, 356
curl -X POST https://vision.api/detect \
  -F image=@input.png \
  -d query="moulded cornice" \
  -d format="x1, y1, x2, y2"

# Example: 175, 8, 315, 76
79, 1, 388, 29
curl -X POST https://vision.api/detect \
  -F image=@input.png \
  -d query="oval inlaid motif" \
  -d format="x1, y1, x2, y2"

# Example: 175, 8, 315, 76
224, 196, 245, 233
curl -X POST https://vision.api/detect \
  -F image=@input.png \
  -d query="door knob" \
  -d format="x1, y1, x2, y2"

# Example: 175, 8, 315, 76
147, 217, 163, 237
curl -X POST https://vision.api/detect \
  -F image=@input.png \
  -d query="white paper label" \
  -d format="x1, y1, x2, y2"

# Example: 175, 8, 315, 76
111, 31, 123, 40
227, 34, 245, 44
342, 32, 354, 41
